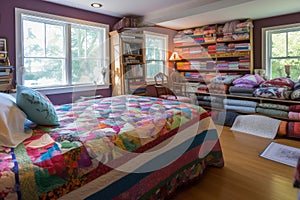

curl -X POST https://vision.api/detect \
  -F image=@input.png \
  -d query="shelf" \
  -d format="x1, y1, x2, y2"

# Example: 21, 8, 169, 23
174, 39, 251, 49
193, 91, 300, 104
216, 39, 250, 43
0, 66, 13, 69
125, 76, 144, 79
177, 69, 250, 72
123, 54, 143, 57
174, 42, 216, 48
201, 105, 300, 122
124, 62, 144, 65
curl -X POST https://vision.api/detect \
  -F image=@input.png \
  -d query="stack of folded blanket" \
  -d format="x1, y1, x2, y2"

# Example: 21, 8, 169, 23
291, 80, 300, 101
197, 83, 209, 93
229, 86, 256, 97
277, 120, 288, 137
229, 74, 265, 96
288, 105, 300, 120
253, 77, 294, 99
223, 98, 257, 113
287, 122, 300, 138
208, 75, 241, 94
256, 103, 289, 118
196, 95, 224, 109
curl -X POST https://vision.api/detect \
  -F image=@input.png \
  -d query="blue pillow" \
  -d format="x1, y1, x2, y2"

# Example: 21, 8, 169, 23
16, 85, 59, 126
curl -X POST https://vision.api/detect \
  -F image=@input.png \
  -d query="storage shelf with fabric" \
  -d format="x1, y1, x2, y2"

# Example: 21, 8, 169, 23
193, 90, 300, 139
173, 19, 253, 84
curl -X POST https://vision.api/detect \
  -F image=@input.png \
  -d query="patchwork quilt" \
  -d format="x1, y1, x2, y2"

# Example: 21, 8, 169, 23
0, 95, 224, 200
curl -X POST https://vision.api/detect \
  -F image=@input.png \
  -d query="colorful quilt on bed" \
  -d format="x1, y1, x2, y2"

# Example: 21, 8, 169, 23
0, 95, 223, 200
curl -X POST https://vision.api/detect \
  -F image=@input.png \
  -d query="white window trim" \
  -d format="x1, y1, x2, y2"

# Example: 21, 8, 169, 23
144, 31, 168, 83
15, 8, 110, 94
262, 22, 300, 79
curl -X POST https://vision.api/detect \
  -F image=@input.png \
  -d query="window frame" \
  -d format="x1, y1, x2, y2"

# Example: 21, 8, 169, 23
15, 8, 110, 94
144, 31, 168, 82
262, 22, 300, 80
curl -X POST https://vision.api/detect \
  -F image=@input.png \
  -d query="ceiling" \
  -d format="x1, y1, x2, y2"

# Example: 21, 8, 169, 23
43, 0, 300, 30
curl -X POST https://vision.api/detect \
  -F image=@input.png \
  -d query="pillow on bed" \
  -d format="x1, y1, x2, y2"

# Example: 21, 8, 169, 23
0, 92, 32, 147
16, 85, 59, 126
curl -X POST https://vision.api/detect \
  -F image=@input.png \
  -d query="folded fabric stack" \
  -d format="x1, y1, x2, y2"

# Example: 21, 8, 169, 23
223, 98, 257, 113
208, 75, 241, 94
197, 83, 209, 93
228, 86, 256, 97
256, 103, 289, 118
277, 120, 288, 136
196, 95, 224, 109
254, 77, 294, 100
276, 105, 300, 139
229, 74, 265, 96
288, 105, 300, 120
291, 80, 300, 101
210, 110, 240, 126
287, 122, 300, 138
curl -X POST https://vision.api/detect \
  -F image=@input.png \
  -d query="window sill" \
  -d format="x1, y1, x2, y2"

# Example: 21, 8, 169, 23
35, 84, 111, 95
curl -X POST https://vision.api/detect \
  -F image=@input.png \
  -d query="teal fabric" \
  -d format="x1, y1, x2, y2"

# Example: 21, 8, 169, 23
16, 85, 59, 126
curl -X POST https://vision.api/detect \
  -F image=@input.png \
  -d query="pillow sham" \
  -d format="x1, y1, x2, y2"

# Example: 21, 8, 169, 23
16, 85, 59, 126
0, 92, 32, 147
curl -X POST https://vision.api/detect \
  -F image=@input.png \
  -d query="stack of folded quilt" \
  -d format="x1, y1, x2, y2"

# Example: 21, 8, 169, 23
223, 98, 257, 113
229, 74, 265, 96
256, 103, 289, 118
208, 75, 241, 94
196, 95, 224, 109
253, 77, 294, 99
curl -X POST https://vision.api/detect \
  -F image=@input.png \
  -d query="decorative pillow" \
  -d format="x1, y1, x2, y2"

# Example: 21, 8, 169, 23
0, 92, 32, 147
16, 85, 59, 126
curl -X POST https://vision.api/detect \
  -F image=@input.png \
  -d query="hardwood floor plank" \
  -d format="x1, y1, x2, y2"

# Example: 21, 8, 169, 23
173, 126, 300, 200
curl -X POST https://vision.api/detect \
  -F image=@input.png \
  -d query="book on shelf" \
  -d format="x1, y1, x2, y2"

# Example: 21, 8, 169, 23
0, 71, 10, 76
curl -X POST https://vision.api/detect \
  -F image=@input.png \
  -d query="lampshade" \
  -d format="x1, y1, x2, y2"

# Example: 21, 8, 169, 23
169, 52, 181, 61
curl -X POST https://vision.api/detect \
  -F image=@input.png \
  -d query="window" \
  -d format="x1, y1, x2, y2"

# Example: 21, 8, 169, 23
263, 24, 300, 80
15, 8, 109, 92
145, 32, 168, 81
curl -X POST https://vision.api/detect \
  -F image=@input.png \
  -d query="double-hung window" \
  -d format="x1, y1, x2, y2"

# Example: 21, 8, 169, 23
263, 24, 300, 80
15, 8, 109, 92
145, 32, 168, 81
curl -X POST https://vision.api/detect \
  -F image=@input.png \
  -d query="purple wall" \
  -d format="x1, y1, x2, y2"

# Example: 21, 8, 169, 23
253, 12, 300, 70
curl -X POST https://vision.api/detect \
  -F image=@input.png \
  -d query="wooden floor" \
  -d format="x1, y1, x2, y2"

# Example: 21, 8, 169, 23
173, 125, 300, 200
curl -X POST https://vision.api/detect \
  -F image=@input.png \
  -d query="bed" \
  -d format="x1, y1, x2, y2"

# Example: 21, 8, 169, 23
0, 93, 224, 200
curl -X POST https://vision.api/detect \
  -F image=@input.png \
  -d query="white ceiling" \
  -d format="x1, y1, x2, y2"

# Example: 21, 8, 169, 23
43, 0, 300, 30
